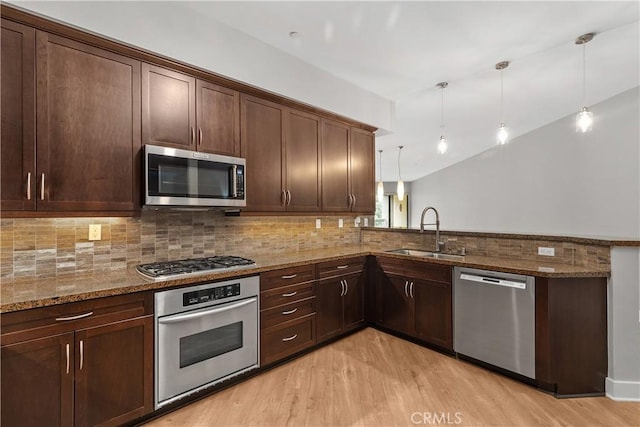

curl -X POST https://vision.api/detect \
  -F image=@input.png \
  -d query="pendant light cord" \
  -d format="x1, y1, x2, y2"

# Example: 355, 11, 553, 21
500, 69, 504, 122
582, 42, 587, 106
397, 147, 402, 181
378, 150, 382, 182
440, 86, 445, 131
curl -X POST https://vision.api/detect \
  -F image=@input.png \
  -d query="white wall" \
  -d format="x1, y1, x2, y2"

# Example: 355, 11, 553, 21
410, 87, 640, 239
10, 1, 393, 132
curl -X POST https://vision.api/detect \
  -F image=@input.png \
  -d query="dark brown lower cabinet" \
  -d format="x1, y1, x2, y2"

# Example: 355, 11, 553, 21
0, 293, 153, 427
376, 257, 453, 351
316, 271, 364, 343
535, 276, 607, 396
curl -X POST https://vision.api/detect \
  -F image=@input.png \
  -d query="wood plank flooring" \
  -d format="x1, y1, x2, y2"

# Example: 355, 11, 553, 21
143, 328, 640, 427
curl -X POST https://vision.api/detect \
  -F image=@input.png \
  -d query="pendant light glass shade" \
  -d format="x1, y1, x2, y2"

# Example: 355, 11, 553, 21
575, 33, 595, 133
436, 82, 448, 154
376, 149, 384, 201
396, 146, 405, 201
495, 61, 509, 145
576, 107, 593, 133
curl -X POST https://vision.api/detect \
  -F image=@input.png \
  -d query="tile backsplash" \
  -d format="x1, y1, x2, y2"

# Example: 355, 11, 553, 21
1, 212, 367, 280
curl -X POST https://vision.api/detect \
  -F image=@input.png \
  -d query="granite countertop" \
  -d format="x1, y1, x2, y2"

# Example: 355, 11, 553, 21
0, 245, 610, 313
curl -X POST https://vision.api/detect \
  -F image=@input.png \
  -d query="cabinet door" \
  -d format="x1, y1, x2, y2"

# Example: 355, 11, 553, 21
284, 109, 321, 212
36, 32, 141, 211
377, 273, 412, 335
349, 128, 375, 213
1, 20, 35, 211
321, 119, 350, 212
75, 316, 153, 427
142, 63, 195, 149
196, 80, 240, 156
342, 272, 364, 331
241, 94, 285, 211
413, 279, 452, 349
1, 333, 74, 427
316, 277, 345, 343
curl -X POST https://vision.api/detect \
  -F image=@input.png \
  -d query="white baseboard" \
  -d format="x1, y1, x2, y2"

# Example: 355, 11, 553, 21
606, 377, 640, 401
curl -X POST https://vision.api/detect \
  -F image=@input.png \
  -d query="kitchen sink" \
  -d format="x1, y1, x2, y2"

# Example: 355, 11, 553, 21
385, 248, 465, 261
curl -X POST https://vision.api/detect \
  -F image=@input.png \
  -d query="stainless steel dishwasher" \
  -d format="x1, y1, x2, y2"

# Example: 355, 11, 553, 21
454, 267, 535, 379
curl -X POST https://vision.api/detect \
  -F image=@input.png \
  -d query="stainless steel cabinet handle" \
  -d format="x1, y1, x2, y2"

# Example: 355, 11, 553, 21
340, 280, 345, 297
281, 190, 287, 206
345, 280, 349, 295
282, 291, 297, 297
26, 172, 31, 200
56, 311, 94, 322
404, 281, 409, 297
410, 282, 415, 299
79, 340, 84, 371
336, 265, 349, 270
65, 343, 70, 374
282, 274, 297, 279
347, 194, 353, 207
191, 127, 195, 145
40, 173, 45, 200
282, 334, 298, 342
352, 194, 357, 208
159, 298, 255, 324
282, 308, 298, 315
286, 190, 291, 206
199, 128, 203, 146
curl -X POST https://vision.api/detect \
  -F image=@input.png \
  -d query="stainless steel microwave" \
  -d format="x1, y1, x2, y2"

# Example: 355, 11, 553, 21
144, 145, 245, 208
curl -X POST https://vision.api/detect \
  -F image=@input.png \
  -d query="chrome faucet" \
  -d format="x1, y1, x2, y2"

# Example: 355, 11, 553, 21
420, 206, 444, 252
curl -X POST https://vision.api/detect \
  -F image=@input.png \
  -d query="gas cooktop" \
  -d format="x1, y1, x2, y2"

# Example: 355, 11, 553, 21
136, 256, 256, 281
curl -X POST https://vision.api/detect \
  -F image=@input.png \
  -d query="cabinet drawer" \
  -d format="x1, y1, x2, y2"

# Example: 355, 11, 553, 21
1, 292, 153, 345
317, 257, 365, 279
260, 281, 315, 310
261, 314, 315, 366
261, 297, 315, 329
377, 257, 451, 284
260, 264, 316, 290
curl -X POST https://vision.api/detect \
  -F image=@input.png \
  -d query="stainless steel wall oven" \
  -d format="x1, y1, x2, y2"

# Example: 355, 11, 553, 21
154, 276, 259, 408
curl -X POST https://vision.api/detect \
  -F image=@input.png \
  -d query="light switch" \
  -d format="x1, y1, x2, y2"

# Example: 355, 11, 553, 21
364, 218, 369, 227
315, 219, 321, 229
89, 224, 101, 241
338, 219, 344, 228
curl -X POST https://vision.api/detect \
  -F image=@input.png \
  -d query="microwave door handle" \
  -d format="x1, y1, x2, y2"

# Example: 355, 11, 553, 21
231, 165, 238, 198
158, 298, 255, 324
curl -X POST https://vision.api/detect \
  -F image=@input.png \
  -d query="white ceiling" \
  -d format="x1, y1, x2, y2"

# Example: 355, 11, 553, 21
185, 1, 640, 181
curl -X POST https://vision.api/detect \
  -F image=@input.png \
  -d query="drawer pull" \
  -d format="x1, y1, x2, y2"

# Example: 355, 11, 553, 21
336, 265, 349, 269
282, 291, 297, 297
282, 274, 297, 279
282, 334, 298, 342
65, 343, 70, 374
56, 311, 94, 322
26, 172, 31, 200
79, 340, 84, 370
282, 308, 298, 315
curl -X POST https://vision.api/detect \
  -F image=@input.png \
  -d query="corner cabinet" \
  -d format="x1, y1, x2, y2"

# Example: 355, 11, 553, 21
321, 119, 375, 213
0, 292, 154, 427
376, 257, 453, 351
316, 257, 366, 343
241, 94, 321, 212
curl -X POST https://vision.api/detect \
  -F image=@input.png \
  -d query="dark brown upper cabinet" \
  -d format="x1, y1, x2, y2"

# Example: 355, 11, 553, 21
241, 94, 321, 212
321, 119, 375, 213
35, 32, 141, 212
142, 64, 240, 156
1, 19, 35, 212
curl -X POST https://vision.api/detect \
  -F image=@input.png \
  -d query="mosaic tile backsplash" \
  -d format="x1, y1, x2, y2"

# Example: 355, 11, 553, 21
1, 212, 366, 280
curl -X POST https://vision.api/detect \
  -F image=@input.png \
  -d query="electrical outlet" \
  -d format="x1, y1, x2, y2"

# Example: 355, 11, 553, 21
338, 218, 344, 228
315, 219, 321, 229
364, 218, 369, 227
538, 247, 555, 256
354, 217, 361, 227
88, 224, 101, 241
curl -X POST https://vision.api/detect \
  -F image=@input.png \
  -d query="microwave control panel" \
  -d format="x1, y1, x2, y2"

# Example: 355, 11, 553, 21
235, 167, 245, 199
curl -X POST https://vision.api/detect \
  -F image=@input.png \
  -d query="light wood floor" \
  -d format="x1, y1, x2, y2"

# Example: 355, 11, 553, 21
144, 328, 639, 427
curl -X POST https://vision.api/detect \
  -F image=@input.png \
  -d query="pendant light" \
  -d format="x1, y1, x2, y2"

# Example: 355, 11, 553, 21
495, 61, 510, 145
377, 149, 384, 201
396, 146, 405, 201
575, 32, 595, 133
436, 82, 448, 154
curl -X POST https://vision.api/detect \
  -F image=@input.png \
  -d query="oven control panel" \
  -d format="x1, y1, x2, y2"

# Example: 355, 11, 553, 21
183, 283, 241, 306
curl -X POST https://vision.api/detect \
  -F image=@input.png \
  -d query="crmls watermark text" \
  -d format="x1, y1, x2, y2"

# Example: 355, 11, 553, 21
410, 411, 463, 425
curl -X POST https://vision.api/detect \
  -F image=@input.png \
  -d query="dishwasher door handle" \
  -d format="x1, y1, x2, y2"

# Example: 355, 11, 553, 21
459, 273, 526, 289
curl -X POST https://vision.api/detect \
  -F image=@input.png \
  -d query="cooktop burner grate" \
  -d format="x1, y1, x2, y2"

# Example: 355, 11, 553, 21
136, 256, 256, 280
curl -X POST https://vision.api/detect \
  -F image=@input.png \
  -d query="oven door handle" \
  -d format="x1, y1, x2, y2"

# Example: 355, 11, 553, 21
158, 298, 255, 324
